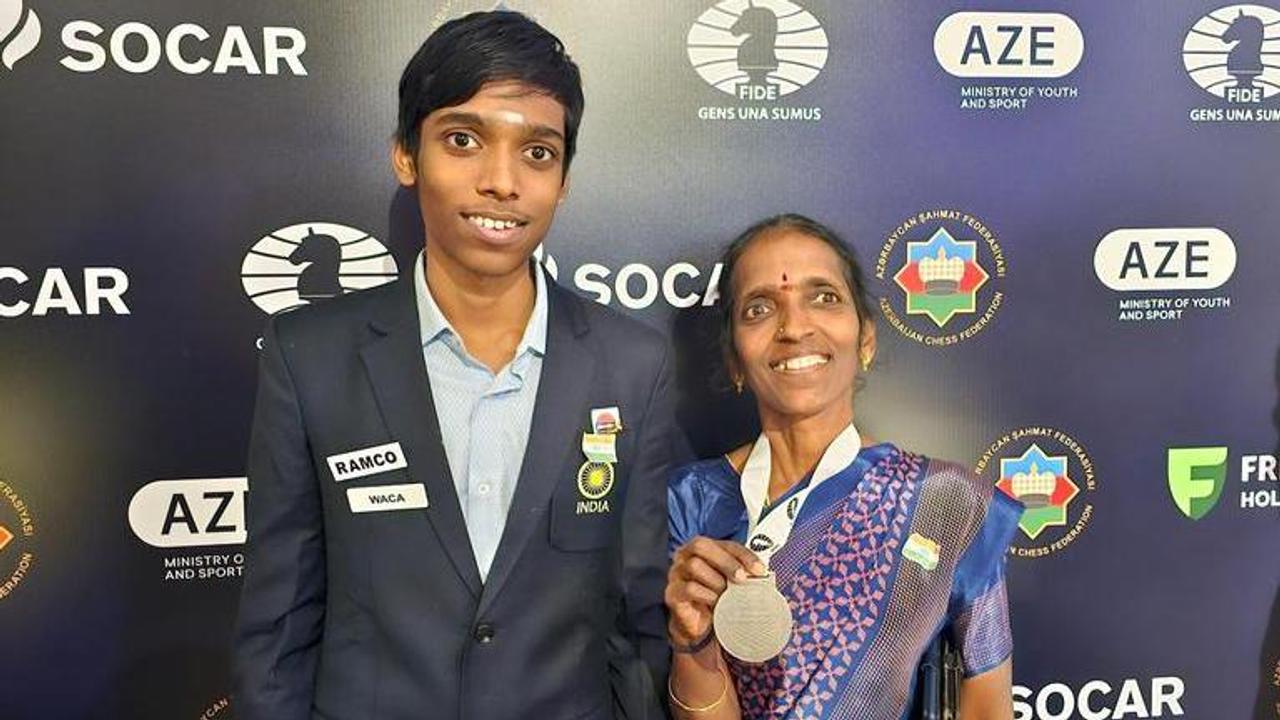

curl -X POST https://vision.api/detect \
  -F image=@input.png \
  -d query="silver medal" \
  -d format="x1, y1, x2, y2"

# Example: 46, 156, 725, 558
713, 573, 793, 663
717, 425, 861, 664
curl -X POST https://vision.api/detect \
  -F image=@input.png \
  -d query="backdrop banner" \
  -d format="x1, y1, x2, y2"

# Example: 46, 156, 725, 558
1, 1, 1277, 718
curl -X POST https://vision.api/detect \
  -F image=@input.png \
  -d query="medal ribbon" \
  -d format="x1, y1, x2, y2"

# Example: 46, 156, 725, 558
740, 423, 862, 567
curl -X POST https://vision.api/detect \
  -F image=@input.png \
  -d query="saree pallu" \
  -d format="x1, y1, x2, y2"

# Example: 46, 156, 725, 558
668, 444, 1022, 720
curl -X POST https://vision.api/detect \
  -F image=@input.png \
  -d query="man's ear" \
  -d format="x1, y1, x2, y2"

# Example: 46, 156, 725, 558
391, 141, 418, 187
557, 172, 571, 204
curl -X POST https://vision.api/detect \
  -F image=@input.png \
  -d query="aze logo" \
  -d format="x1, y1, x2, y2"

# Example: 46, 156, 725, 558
1094, 228, 1235, 323
1095, 228, 1236, 292
935, 12, 1083, 79
128, 478, 247, 548
1167, 447, 1228, 520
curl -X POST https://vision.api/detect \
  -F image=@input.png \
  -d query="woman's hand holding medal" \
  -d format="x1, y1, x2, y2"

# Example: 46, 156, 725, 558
665, 536, 766, 650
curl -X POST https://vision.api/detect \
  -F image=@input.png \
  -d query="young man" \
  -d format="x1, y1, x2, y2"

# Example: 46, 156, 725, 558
232, 12, 675, 720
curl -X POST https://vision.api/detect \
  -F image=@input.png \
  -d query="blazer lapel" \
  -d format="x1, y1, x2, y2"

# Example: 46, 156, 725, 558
479, 281, 595, 613
359, 278, 483, 598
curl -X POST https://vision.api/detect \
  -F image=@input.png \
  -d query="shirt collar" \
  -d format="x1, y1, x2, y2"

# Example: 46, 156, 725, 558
413, 249, 548, 357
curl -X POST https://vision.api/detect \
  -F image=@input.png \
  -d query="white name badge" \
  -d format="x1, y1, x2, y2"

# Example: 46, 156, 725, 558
346, 483, 429, 513
326, 442, 407, 483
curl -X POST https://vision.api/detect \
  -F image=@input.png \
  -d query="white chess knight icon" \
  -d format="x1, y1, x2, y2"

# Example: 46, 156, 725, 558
0, 0, 41, 70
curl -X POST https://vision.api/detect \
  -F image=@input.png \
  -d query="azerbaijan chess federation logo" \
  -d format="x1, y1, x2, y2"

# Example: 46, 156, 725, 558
1183, 4, 1280, 101
0, 477, 36, 601
1167, 446, 1229, 520
687, 0, 829, 100
997, 445, 1077, 540
876, 209, 1007, 347
241, 222, 399, 315
894, 228, 989, 328
976, 427, 1096, 558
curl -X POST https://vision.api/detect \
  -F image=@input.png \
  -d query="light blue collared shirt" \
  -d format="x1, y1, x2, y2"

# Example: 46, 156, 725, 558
413, 251, 548, 581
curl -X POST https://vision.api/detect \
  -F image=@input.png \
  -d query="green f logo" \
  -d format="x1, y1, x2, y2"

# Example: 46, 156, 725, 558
1167, 447, 1229, 520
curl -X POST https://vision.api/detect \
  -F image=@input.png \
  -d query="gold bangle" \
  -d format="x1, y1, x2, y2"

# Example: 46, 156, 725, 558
668, 664, 730, 714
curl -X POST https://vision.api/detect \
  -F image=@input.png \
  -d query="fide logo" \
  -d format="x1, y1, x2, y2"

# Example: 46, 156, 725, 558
1183, 4, 1280, 102
241, 222, 398, 315
0, 0, 41, 70
687, 0, 829, 100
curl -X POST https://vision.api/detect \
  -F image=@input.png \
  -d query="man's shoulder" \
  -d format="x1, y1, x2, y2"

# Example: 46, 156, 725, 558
268, 279, 404, 349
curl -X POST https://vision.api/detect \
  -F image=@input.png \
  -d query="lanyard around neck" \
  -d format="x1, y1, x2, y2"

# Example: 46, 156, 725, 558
740, 424, 862, 567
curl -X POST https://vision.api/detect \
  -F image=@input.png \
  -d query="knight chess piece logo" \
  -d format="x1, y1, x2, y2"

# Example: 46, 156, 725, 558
687, 0, 828, 100
876, 210, 1007, 347
976, 427, 1097, 558
0, 0, 41, 70
241, 222, 398, 315
1184, 4, 1280, 103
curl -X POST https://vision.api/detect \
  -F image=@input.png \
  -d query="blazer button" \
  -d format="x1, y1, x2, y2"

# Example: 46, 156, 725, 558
473, 622, 495, 644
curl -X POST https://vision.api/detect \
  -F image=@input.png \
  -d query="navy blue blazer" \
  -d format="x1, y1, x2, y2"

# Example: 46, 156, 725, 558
232, 269, 675, 720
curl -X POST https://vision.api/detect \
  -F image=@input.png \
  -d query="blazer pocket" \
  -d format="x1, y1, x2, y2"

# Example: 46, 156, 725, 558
549, 478, 620, 552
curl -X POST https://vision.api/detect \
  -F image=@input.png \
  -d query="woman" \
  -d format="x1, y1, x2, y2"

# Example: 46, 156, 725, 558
665, 214, 1022, 719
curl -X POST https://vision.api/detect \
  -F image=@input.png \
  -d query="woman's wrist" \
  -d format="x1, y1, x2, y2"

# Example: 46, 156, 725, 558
670, 627, 716, 655
669, 661, 730, 714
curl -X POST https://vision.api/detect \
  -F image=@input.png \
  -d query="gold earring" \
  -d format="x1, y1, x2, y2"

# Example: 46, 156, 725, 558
861, 354, 873, 372
733, 376, 745, 395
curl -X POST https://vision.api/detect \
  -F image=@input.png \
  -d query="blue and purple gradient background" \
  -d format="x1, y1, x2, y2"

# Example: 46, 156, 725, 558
1, 1, 1276, 717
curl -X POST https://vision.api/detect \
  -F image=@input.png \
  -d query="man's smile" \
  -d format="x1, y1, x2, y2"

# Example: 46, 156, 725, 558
461, 211, 531, 245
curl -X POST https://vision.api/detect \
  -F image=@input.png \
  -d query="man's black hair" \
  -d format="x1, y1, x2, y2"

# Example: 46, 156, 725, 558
397, 11, 584, 176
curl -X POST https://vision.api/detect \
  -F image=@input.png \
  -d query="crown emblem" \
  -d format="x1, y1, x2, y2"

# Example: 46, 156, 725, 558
892, 226, 991, 328
917, 246, 965, 295
1009, 462, 1057, 508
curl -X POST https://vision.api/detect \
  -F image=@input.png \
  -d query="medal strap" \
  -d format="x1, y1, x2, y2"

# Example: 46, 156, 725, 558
740, 424, 861, 567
